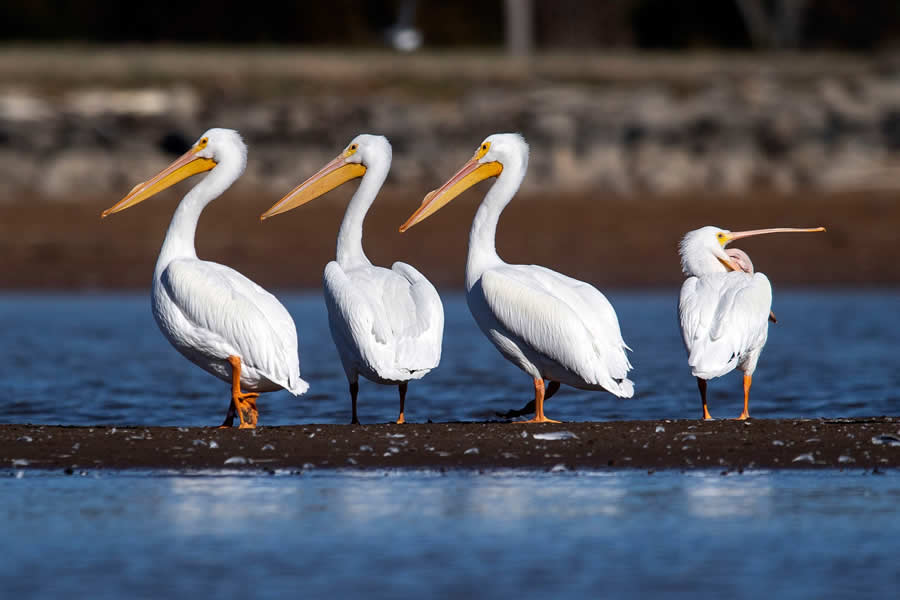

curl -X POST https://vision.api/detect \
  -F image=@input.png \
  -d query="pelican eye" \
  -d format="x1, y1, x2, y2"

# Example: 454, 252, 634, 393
475, 141, 491, 159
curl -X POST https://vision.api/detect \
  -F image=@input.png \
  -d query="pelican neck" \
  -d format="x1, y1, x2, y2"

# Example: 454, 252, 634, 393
465, 159, 526, 290
336, 157, 389, 270
153, 155, 244, 281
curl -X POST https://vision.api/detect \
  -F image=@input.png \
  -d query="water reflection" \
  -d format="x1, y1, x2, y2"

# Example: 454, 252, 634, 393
2, 470, 899, 599
162, 471, 631, 532
683, 472, 774, 518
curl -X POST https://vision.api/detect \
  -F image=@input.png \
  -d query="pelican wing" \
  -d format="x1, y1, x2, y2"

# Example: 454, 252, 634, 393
161, 259, 305, 394
323, 261, 443, 381
679, 272, 771, 379
479, 265, 633, 396
389, 262, 444, 370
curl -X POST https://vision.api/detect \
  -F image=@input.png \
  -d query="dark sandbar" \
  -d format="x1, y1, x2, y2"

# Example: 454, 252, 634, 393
3, 418, 899, 472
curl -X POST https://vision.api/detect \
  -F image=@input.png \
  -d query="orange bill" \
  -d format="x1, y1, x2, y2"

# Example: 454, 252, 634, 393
399, 158, 502, 232
101, 148, 216, 218
261, 154, 366, 220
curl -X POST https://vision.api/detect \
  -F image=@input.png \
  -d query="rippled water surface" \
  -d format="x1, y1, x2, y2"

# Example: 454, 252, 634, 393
1, 290, 897, 425
2, 469, 899, 599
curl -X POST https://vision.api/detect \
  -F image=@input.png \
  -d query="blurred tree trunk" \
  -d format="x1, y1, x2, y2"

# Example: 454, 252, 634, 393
504, 0, 534, 56
736, 0, 810, 48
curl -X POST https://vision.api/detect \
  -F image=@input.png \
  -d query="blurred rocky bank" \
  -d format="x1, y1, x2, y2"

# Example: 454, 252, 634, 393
3, 48, 900, 203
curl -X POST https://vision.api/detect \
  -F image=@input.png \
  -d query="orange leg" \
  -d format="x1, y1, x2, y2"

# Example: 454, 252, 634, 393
497, 380, 560, 419
225, 355, 259, 429
735, 374, 751, 420
697, 377, 713, 420
396, 382, 407, 424
514, 378, 561, 424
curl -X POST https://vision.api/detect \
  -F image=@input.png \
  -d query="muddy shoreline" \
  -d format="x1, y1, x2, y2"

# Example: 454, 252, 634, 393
0, 189, 887, 289
2, 418, 898, 472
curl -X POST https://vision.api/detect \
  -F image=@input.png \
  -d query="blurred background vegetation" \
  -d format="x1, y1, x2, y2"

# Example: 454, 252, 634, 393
3, 0, 900, 50
0, 1, 896, 289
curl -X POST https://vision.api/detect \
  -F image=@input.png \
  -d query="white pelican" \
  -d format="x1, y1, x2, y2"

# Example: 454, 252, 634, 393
261, 134, 443, 425
102, 128, 308, 428
678, 225, 825, 420
399, 133, 634, 423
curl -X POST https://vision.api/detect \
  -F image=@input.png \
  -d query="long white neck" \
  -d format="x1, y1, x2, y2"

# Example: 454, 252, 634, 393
336, 155, 389, 269
153, 155, 244, 281
465, 155, 527, 290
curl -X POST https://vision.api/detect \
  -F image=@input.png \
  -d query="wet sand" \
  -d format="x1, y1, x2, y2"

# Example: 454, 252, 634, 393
2, 418, 898, 472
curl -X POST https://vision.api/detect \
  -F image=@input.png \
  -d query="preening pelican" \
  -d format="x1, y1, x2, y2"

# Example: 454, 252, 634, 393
400, 133, 633, 423
261, 134, 443, 424
678, 225, 825, 420
102, 128, 308, 428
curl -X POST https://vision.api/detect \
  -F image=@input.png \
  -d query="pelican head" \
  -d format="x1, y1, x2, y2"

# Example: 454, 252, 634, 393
102, 128, 245, 218
399, 133, 528, 232
261, 134, 389, 220
680, 225, 826, 277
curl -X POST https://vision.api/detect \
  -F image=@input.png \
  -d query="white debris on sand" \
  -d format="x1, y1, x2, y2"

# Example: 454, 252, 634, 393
533, 431, 578, 441
871, 435, 900, 447
792, 453, 815, 463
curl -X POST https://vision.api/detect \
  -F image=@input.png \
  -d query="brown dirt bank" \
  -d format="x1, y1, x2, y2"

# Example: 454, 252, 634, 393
3, 418, 899, 472
0, 189, 891, 289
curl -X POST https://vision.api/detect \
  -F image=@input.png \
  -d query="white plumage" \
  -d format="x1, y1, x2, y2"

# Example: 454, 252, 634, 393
262, 134, 443, 424
103, 128, 307, 428
475, 265, 633, 396
678, 224, 824, 419
400, 133, 633, 423
679, 270, 771, 381
323, 261, 442, 384
153, 258, 307, 395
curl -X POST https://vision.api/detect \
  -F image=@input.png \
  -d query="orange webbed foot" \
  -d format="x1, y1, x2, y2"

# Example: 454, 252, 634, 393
234, 392, 259, 429
514, 416, 562, 424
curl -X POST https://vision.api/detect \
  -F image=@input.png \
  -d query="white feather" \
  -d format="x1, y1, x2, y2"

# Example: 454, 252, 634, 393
155, 259, 307, 394
324, 261, 443, 384
474, 265, 633, 396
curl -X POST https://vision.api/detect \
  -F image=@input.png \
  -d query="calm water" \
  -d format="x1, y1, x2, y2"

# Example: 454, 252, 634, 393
1, 469, 898, 599
0, 290, 897, 425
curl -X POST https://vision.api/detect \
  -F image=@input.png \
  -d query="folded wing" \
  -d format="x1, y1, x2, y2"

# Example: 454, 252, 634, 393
679, 272, 771, 379
323, 261, 443, 381
479, 265, 633, 397
160, 259, 307, 394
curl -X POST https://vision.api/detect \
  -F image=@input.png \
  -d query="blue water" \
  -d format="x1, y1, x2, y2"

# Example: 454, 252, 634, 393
0, 290, 897, 425
2, 291, 899, 598
1, 469, 898, 599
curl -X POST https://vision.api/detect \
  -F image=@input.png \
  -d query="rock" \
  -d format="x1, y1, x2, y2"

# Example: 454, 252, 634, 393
4, 62, 900, 200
